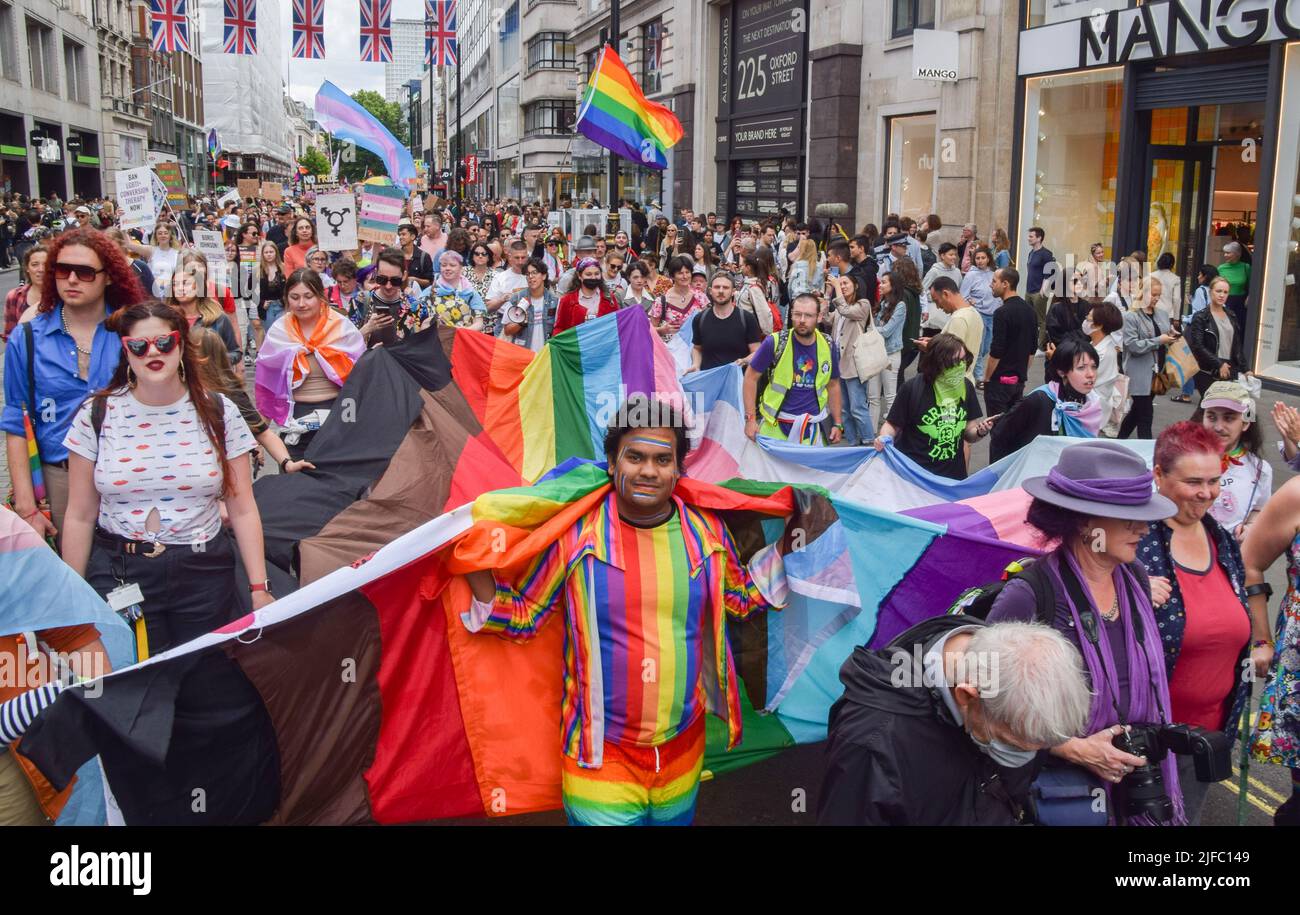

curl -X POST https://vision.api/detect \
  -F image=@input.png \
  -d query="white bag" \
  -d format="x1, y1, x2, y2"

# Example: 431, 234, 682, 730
853, 308, 890, 382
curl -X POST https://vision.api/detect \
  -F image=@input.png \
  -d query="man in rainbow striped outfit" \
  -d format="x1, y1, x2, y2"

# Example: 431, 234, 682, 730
464, 396, 784, 825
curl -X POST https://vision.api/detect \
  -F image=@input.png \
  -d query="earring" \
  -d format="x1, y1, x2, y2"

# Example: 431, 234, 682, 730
178, 361, 186, 383
127, 366, 137, 389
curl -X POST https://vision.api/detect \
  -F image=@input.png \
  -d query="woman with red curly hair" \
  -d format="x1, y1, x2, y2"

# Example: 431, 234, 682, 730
2, 227, 143, 544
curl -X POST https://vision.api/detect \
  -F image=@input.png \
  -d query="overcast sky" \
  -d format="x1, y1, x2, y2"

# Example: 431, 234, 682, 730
279, 0, 428, 105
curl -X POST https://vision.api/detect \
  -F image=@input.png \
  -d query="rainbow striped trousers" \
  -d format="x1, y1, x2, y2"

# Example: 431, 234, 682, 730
561, 716, 705, 826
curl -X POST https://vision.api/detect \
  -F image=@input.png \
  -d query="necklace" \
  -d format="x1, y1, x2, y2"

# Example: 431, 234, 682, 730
1100, 593, 1119, 622
61, 307, 93, 356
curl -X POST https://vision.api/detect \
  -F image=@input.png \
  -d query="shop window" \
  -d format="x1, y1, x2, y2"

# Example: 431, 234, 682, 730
642, 20, 662, 96
892, 0, 935, 39
526, 32, 575, 74
26, 18, 56, 93
1019, 68, 1123, 289
885, 113, 936, 222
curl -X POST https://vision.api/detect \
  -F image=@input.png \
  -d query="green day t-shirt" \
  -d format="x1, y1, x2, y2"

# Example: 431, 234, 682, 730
886, 375, 983, 480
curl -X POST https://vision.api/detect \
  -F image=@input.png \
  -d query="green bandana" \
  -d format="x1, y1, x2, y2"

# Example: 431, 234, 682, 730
933, 363, 967, 405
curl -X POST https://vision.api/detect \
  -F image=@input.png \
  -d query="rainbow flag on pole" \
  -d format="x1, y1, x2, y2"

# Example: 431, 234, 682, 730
574, 43, 683, 170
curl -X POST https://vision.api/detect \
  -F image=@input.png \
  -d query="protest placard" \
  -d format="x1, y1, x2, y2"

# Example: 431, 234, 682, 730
116, 167, 156, 232
152, 162, 188, 209
237, 178, 260, 200
193, 229, 226, 264
262, 182, 284, 202
357, 184, 407, 244
315, 193, 358, 251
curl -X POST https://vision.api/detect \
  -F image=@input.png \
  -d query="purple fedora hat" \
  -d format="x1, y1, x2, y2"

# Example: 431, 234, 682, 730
1021, 441, 1175, 522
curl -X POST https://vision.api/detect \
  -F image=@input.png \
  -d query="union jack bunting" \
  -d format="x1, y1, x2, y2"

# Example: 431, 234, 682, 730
292, 0, 325, 59
222, 0, 256, 55
425, 0, 457, 67
359, 0, 393, 63
150, 0, 191, 53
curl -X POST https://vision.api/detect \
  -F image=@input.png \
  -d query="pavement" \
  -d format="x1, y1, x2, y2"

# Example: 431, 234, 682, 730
0, 267, 1292, 825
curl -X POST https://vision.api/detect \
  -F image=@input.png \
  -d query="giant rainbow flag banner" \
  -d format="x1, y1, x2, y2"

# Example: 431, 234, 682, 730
16, 311, 1155, 824
313, 80, 417, 186
574, 44, 684, 170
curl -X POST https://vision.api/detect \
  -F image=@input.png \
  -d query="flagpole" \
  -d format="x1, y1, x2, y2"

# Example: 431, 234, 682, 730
607, 0, 621, 211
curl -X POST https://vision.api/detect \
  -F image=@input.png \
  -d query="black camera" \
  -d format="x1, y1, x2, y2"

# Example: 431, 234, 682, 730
1112, 723, 1231, 822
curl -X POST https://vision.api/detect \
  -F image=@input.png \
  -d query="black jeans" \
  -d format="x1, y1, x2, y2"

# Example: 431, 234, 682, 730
84, 528, 279, 824
1118, 394, 1154, 439
984, 378, 1025, 418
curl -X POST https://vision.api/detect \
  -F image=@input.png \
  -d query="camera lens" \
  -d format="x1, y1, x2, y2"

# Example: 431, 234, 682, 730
1113, 727, 1174, 822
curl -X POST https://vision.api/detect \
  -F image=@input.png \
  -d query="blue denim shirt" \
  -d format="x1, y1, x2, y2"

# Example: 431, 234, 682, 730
1, 304, 119, 463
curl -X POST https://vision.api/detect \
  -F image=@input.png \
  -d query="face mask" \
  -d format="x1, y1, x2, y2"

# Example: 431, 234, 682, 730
933, 363, 967, 404
1081, 319, 1095, 336
967, 721, 1038, 769
581, 277, 602, 290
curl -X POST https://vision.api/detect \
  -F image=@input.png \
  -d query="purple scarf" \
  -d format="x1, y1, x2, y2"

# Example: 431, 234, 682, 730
1052, 548, 1186, 826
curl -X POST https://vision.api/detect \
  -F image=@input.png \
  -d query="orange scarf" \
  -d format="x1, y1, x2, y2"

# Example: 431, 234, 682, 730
285, 306, 361, 389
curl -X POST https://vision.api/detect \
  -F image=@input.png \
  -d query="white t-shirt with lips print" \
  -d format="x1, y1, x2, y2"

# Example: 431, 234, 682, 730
63, 391, 255, 545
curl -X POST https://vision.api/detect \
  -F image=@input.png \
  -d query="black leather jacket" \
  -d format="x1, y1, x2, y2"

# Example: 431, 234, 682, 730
1184, 306, 1245, 376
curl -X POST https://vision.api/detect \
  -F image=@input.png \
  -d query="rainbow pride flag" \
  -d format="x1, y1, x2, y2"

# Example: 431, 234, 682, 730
515, 307, 683, 483
575, 44, 683, 170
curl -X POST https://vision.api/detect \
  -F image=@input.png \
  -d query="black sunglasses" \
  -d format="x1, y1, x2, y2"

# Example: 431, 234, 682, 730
373, 274, 405, 287
53, 262, 106, 282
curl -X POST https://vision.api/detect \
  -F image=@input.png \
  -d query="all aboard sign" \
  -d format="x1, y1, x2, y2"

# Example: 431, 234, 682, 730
1019, 0, 1300, 75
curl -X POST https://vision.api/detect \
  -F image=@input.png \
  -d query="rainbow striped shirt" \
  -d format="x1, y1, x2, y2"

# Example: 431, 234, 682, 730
469, 492, 771, 768
594, 510, 706, 747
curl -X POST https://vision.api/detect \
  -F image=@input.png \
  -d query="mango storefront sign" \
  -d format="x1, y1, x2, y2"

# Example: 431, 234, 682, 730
1019, 0, 1300, 75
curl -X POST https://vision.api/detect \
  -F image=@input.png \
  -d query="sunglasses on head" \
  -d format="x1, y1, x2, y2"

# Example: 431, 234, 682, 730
53, 262, 106, 282
121, 331, 181, 357
373, 274, 405, 287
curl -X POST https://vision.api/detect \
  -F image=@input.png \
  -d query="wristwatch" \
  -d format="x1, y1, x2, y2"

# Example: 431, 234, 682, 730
249, 580, 272, 594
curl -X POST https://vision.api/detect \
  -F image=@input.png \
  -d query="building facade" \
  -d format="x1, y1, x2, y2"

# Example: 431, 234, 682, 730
1011, 0, 1300, 388
571, 0, 676, 210
385, 17, 425, 103
520, 2, 579, 207
197, 0, 290, 185
0, 0, 105, 199
170, 17, 205, 194
449, 0, 497, 199
130, 0, 176, 170
94, 0, 150, 197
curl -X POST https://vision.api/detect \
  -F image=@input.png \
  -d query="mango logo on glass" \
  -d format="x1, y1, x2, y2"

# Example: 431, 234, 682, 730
50, 846, 152, 896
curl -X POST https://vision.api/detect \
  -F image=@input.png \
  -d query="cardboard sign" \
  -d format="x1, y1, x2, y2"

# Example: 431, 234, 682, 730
217, 187, 241, 208
116, 166, 156, 232
410, 193, 424, 215
261, 181, 284, 202
312, 180, 340, 194
193, 229, 226, 264
315, 193, 358, 251
237, 178, 260, 200
357, 184, 407, 244
152, 161, 188, 208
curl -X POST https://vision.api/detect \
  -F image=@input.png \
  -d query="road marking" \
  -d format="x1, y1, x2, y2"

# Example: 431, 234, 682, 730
1218, 777, 1274, 816
1232, 766, 1288, 804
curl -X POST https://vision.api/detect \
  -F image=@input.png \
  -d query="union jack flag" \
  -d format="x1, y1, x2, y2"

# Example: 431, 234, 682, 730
425, 0, 457, 67
292, 0, 325, 59
150, 0, 191, 53
222, 0, 256, 55
359, 0, 393, 63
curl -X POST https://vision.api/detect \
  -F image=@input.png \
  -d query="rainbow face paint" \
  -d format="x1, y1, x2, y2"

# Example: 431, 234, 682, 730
614, 435, 678, 504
